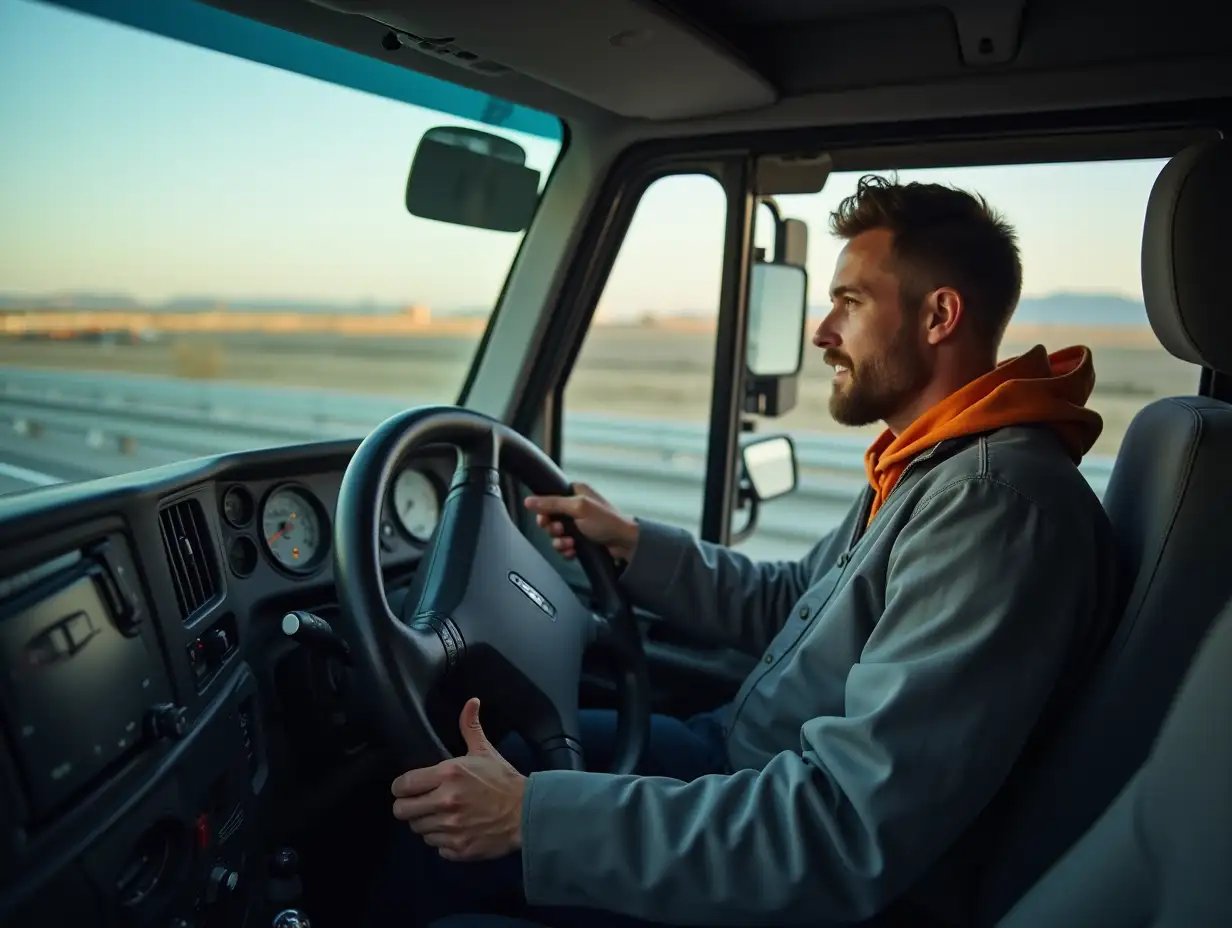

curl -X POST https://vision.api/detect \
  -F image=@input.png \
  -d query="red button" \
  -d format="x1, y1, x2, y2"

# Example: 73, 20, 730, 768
195, 813, 210, 849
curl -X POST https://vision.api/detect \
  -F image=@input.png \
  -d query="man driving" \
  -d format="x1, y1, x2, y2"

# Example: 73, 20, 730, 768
364, 175, 1118, 927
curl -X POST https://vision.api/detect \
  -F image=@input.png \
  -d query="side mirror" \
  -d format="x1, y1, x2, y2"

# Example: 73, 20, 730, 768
740, 435, 798, 503
745, 262, 808, 378
405, 126, 542, 232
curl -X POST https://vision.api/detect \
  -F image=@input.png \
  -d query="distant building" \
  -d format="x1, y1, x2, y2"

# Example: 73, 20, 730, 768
401, 304, 431, 324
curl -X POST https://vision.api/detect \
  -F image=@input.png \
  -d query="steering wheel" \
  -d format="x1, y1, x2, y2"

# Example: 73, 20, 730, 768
333, 406, 650, 774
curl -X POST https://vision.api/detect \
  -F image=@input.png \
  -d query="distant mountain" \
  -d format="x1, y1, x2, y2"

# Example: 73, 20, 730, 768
1013, 292, 1149, 327
1, 289, 1150, 327
807, 292, 1149, 328
0, 292, 441, 315
0, 292, 144, 310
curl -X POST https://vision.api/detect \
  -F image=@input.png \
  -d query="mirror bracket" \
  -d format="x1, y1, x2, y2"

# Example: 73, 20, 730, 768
754, 153, 833, 197
744, 373, 798, 418
759, 197, 809, 268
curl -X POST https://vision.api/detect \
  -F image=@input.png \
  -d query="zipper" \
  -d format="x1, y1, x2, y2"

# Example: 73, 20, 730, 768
844, 440, 948, 553
883, 440, 945, 506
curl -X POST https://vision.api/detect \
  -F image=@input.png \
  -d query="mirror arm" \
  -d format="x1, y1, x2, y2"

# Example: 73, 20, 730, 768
759, 195, 783, 225
729, 477, 762, 546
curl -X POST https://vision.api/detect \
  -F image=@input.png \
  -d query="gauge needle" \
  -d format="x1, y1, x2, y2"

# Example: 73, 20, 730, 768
268, 520, 293, 544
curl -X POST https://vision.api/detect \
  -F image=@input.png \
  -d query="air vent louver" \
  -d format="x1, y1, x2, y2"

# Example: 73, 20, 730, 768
158, 497, 218, 621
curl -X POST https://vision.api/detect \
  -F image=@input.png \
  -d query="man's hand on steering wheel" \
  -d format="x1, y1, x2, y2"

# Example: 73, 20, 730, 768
525, 482, 640, 563
392, 698, 526, 862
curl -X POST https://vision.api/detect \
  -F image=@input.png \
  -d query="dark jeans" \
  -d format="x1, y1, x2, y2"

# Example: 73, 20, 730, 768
361, 709, 728, 928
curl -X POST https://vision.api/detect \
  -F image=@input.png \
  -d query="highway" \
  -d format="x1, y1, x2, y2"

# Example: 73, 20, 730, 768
0, 366, 1115, 561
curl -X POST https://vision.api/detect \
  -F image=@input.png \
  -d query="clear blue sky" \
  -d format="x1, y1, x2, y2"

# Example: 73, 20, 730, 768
1, 0, 1167, 320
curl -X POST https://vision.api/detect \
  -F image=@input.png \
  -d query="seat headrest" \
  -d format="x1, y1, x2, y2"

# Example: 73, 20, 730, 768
1142, 138, 1232, 373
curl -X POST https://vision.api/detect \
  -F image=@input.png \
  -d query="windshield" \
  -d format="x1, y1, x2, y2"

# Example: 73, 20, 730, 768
0, 0, 562, 493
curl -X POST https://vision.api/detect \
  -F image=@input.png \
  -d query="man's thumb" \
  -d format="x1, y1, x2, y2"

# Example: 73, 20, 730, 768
459, 697, 488, 754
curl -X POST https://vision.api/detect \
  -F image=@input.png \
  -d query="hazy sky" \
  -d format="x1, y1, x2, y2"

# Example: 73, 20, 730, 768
1, 0, 1167, 320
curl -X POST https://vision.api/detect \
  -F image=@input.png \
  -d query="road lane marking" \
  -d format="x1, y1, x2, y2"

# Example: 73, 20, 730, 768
0, 462, 63, 487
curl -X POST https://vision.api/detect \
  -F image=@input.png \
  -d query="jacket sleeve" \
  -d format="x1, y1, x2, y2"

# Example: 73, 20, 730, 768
520, 477, 1103, 924
616, 517, 839, 655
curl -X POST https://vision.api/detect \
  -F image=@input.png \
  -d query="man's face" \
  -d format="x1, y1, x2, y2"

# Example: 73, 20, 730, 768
814, 228, 932, 427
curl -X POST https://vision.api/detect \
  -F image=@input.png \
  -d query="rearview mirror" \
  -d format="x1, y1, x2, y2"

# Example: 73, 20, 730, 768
746, 262, 808, 378
405, 126, 542, 232
741, 435, 798, 503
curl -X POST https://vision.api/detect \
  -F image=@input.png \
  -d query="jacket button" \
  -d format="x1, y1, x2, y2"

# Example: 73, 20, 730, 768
798, 605, 810, 619
764, 653, 774, 664
837, 552, 850, 567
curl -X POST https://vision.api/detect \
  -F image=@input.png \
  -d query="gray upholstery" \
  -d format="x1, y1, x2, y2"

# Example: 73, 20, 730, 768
973, 137, 1232, 923
997, 602, 1232, 927
1142, 140, 1232, 373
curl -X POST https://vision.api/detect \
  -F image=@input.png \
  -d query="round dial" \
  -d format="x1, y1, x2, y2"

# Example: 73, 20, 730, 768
261, 486, 325, 572
221, 485, 253, 527
391, 468, 441, 542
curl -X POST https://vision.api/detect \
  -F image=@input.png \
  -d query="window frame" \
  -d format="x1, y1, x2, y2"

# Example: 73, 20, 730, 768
516, 155, 757, 548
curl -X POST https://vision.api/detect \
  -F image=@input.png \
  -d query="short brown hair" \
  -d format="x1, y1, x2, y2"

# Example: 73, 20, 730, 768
829, 174, 1023, 346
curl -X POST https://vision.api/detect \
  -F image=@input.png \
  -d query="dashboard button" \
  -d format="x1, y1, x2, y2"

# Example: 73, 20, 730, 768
202, 628, 230, 662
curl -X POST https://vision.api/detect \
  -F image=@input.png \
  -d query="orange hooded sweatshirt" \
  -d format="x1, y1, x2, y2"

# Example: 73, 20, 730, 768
863, 344, 1103, 525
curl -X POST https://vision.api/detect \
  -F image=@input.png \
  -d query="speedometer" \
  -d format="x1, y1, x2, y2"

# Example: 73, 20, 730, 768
261, 485, 327, 573
391, 468, 441, 542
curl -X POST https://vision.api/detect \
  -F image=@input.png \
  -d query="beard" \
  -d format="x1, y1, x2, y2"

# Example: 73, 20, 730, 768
827, 324, 932, 427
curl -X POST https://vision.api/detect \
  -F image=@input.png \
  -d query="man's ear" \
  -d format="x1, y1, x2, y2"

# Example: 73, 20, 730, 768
922, 287, 963, 345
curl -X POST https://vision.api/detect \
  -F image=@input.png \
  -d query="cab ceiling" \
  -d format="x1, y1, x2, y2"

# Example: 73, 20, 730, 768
205, 0, 1232, 132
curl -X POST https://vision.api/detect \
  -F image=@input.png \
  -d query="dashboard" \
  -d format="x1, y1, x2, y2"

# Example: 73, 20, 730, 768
0, 438, 494, 928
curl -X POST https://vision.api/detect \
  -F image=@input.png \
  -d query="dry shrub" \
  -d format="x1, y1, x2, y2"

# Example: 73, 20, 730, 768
173, 339, 224, 379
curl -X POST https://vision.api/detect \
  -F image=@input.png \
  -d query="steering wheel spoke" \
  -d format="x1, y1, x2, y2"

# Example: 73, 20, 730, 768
334, 406, 649, 775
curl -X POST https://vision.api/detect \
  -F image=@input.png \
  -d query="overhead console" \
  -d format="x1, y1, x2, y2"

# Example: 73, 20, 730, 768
302, 0, 777, 118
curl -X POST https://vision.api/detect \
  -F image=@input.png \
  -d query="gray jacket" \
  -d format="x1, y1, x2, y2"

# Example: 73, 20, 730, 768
520, 424, 1118, 925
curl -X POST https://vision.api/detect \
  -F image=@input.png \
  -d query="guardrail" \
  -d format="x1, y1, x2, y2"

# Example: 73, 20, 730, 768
0, 367, 1114, 560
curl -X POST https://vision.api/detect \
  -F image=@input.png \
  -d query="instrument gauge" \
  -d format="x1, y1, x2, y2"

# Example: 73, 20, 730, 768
261, 485, 327, 573
391, 468, 441, 542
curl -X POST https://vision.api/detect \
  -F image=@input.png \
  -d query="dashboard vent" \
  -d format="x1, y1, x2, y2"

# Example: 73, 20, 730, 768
158, 497, 218, 621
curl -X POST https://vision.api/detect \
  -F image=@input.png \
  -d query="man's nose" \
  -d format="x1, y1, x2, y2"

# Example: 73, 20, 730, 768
812, 317, 837, 349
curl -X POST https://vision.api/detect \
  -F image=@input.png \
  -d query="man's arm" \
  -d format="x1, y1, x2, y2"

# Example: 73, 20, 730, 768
618, 517, 839, 655
520, 477, 1104, 924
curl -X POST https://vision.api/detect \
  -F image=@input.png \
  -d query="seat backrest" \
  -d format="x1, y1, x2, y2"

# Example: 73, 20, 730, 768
972, 137, 1232, 924
996, 598, 1232, 927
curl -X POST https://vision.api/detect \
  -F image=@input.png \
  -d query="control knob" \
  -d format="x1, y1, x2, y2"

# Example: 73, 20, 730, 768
272, 910, 311, 928
205, 865, 239, 904
145, 703, 188, 741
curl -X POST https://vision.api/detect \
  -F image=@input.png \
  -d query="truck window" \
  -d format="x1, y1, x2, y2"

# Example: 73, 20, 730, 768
0, 0, 562, 495
559, 174, 728, 536
746, 159, 1198, 560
